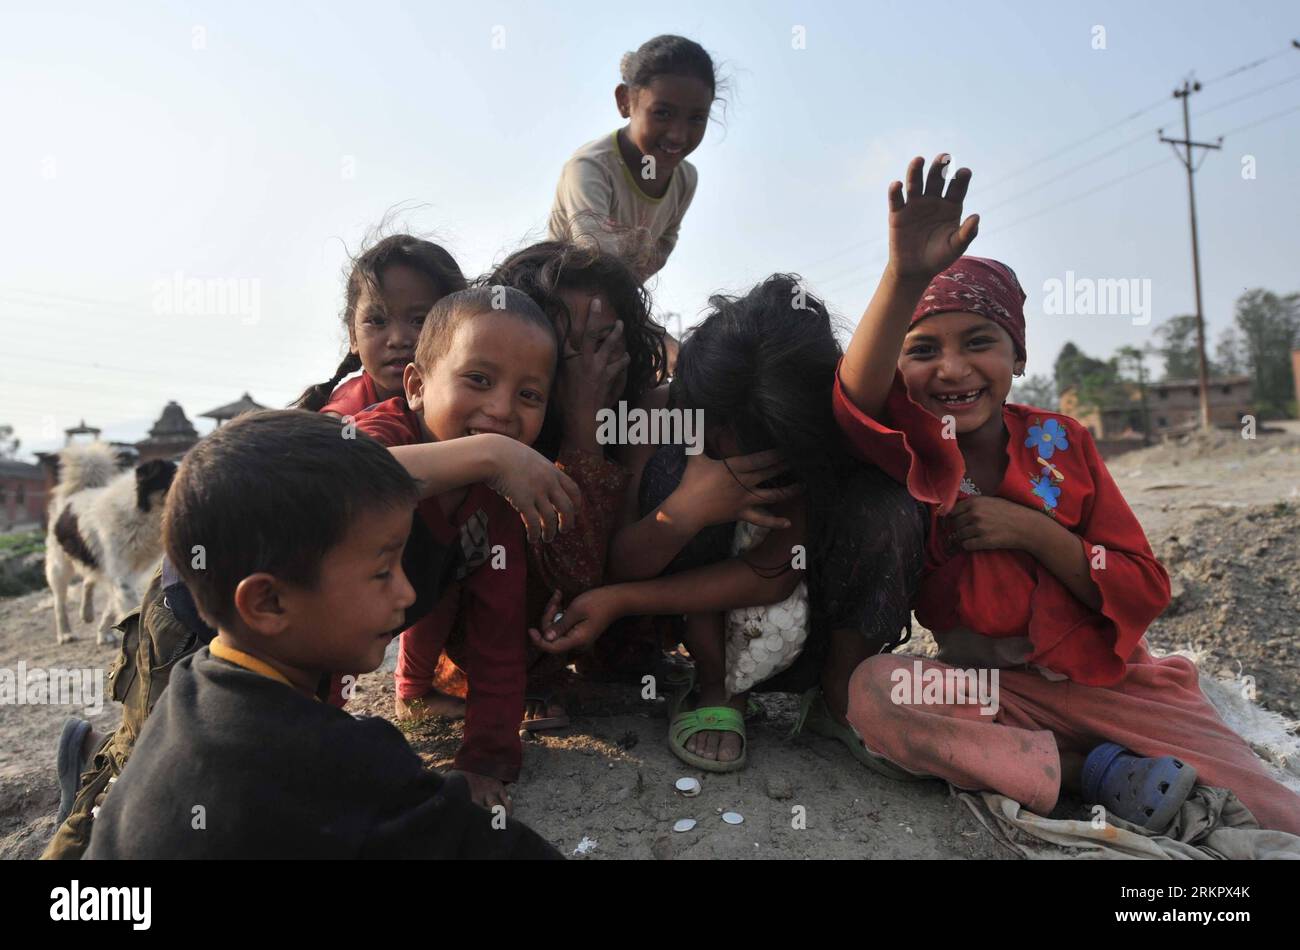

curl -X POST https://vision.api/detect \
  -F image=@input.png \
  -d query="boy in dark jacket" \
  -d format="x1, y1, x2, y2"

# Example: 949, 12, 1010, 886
84, 410, 558, 859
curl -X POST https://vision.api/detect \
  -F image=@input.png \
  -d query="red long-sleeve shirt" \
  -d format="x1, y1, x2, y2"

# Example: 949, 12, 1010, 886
353, 398, 526, 781
321, 372, 381, 418
831, 367, 1170, 687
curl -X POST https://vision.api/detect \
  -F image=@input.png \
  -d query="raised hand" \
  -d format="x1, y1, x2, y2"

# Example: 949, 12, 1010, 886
887, 154, 979, 283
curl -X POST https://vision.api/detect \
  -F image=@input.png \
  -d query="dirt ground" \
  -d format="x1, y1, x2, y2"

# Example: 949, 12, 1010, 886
3, 423, 1298, 860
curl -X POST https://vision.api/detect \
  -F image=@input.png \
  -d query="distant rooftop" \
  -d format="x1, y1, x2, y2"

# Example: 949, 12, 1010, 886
201, 392, 267, 423
137, 401, 198, 447
1156, 375, 1252, 389
0, 459, 42, 478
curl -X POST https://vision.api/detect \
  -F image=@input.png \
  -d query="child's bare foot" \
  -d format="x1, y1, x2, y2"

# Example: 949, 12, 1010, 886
394, 689, 466, 723
682, 683, 747, 764
452, 770, 513, 815
522, 696, 569, 729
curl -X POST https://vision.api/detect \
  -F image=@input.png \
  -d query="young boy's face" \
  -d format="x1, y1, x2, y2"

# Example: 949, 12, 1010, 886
350, 263, 441, 400
617, 75, 712, 174
405, 311, 557, 447
274, 504, 416, 677
898, 311, 1025, 435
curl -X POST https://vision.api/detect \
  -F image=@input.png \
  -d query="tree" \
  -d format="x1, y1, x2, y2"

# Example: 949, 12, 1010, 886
1053, 342, 1123, 412
1214, 327, 1245, 376
1234, 289, 1300, 418
0, 425, 19, 460
1116, 345, 1153, 441
1011, 374, 1057, 409
1154, 314, 1202, 380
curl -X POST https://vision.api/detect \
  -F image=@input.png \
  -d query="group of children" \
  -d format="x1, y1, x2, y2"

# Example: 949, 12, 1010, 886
46, 33, 1300, 860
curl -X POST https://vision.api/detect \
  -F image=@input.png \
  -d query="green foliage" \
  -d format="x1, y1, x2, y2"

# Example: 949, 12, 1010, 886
1053, 341, 1125, 411
1155, 315, 1203, 380
0, 530, 44, 557
1010, 374, 1057, 409
0, 425, 20, 460
1234, 289, 1300, 419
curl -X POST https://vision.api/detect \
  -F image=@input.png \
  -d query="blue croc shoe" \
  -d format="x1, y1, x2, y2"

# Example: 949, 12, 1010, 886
1082, 741, 1198, 831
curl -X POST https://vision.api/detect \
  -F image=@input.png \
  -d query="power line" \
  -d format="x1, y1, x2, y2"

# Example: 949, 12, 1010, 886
813, 158, 1172, 304
1191, 71, 1300, 119
1200, 44, 1296, 83
978, 97, 1173, 194
1213, 100, 1300, 138
796, 44, 1296, 276
814, 75, 1300, 301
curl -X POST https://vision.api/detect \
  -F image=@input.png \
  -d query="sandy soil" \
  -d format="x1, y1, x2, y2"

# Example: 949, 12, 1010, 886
3, 424, 1297, 860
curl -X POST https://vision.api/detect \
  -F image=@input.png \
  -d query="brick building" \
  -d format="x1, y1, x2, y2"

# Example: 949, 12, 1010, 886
0, 459, 46, 530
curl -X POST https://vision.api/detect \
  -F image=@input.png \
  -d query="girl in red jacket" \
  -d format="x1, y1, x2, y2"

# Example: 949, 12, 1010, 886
832, 153, 1300, 834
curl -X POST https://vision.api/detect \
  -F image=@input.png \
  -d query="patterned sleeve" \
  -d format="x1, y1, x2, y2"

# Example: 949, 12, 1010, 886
527, 448, 630, 598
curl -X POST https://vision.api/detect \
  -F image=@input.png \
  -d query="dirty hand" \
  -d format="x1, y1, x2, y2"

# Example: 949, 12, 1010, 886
886, 153, 979, 283
485, 438, 583, 543
528, 585, 626, 654
947, 495, 1047, 552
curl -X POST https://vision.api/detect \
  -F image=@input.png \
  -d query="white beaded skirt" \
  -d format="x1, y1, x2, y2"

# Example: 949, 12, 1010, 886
723, 522, 809, 696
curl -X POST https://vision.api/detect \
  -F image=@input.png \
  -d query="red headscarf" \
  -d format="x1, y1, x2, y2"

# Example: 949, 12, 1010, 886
911, 257, 1027, 361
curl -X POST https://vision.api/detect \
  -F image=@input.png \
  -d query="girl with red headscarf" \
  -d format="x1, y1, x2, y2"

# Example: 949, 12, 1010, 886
832, 153, 1300, 835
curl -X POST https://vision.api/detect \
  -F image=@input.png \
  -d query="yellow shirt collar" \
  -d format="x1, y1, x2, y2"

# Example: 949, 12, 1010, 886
210, 637, 297, 689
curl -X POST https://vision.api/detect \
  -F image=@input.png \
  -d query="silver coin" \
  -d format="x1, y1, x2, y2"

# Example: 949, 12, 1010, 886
675, 777, 702, 796
673, 818, 697, 833
722, 811, 744, 825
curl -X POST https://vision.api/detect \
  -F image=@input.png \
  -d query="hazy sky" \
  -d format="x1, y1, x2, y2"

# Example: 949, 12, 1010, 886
2, 0, 1297, 459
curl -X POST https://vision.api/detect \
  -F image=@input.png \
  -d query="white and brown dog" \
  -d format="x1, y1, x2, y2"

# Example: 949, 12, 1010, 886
45, 442, 177, 645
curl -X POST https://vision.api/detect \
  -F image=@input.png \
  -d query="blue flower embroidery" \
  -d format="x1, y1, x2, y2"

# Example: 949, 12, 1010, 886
1031, 474, 1061, 509
1025, 417, 1070, 460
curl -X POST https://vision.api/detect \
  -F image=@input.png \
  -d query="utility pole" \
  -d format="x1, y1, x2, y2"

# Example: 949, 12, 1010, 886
1160, 80, 1221, 430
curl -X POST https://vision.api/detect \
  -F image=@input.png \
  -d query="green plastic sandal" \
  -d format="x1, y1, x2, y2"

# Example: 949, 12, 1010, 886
668, 689, 748, 774
793, 687, 923, 782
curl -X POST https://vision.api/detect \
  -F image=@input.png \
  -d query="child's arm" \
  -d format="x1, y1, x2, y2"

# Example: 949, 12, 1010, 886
609, 451, 798, 581
389, 434, 581, 544
840, 154, 980, 419
554, 157, 624, 257
601, 384, 796, 581
947, 422, 1171, 682
948, 496, 1103, 610
532, 510, 806, 654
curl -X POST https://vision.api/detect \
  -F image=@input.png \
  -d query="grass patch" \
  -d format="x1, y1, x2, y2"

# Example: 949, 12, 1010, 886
0, 529, 43, 558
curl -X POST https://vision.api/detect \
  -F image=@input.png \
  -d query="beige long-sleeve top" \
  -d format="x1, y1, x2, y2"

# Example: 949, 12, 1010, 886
548, 130, 698, 280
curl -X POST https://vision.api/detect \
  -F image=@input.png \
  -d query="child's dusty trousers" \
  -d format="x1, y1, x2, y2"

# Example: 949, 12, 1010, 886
846, 643, 1300, 836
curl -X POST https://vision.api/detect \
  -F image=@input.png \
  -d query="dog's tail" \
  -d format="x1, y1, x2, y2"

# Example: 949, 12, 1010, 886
52, 442, 119, 505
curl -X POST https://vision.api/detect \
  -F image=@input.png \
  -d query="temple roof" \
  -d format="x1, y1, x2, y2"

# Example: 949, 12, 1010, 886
201, 392, 266, 421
